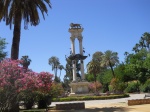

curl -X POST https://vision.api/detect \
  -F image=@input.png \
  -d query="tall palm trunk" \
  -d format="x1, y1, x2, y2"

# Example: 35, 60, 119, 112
59, 70, 61, 79
109, 60, 115, 78
11, 10, 21, 60
94, 73, 97, 92
54, 67, 58, 80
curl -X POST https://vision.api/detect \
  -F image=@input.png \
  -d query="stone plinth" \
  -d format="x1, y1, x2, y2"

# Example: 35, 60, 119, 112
56, 102, 85, 110
69, 81, 89, 96
128, 99, 150, 106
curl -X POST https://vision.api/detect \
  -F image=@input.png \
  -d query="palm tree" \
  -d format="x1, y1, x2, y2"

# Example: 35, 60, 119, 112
92, 51, 103, 62
58, 65, 64, 80
0, 0, 51, 60
87, 60, 101, 92
87, 60, 101, 82
101, 50, 119, 78
20, 55, 31, 70
48, 56, 60, 79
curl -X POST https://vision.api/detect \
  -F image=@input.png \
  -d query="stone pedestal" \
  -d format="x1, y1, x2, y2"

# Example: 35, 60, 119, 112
69, 81, 89, 96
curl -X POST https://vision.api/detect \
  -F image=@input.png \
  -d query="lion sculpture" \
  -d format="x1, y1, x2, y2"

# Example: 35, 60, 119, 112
70, 23, 81, 29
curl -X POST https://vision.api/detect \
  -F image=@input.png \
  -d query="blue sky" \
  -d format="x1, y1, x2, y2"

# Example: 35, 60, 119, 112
0, 0, 150, 81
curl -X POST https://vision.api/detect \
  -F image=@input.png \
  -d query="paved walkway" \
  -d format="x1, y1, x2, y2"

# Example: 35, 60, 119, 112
50, 93, 145, 107
49, 93, 150, 112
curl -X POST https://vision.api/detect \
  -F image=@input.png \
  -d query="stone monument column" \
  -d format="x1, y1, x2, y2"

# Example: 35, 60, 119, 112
68, 23, 89, 96
78, 38, 85, 80
70, 37, 76, 81
69, 26, 84, 81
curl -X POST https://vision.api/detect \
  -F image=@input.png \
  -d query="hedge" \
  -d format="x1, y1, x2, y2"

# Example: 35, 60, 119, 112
52, 94, 129, 102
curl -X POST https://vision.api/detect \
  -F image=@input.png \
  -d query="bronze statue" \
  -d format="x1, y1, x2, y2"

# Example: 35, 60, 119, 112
70, 23, 81, 29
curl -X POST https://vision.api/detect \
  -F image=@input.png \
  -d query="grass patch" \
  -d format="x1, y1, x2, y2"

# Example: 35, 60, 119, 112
52, 94, 129, 102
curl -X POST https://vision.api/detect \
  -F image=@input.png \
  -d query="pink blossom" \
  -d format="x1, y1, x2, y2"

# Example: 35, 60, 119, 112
0, 59, 54, 94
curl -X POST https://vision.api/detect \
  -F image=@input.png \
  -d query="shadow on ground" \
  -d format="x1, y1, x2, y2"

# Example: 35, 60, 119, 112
48, 107, 130, 112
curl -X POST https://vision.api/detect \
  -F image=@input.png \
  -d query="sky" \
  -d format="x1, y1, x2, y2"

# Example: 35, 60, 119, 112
0, 0, 150, 81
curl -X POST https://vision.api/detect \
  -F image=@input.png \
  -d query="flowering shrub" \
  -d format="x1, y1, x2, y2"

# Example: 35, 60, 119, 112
0, 59, 53, 111
88, 81, 102, 93
37, 72, 53, 93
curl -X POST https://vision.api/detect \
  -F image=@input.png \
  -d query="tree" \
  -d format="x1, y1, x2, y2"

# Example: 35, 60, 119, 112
85, 73, 95, 82
87, 60, 101, 92
58, 65, 64, 80
142, 32, 150, 51
114, 63, 132, 82
132, 43, 140, 53
20, 55, 31, 70
0, 37, 7, 61
125, 49, 150, 84
92, 51, 103, 62
101, 50, 119, 78
0, 0, 52, 60
0, 59, 53, 112
132, 32, 150, 53
64, 58, 73, 82
48, 56, 60, 80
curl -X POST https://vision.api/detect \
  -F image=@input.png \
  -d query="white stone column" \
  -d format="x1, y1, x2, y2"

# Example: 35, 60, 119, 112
79, 38, 85, 80
70, 38, 76, 81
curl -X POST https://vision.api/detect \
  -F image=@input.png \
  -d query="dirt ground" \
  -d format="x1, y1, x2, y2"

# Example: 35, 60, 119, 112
84, 103, 150, 112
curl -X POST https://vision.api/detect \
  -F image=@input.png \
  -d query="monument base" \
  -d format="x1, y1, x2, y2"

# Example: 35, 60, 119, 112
69, 81, 89, 96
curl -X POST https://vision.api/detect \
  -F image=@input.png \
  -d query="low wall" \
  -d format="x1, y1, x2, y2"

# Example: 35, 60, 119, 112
128, 99, 150, 106
56, 102, 85, 110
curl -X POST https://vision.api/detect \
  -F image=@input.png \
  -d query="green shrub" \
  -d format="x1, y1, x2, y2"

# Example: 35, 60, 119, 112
140, 79, 150, 92
110, 78, 127, 93
52, 94, 129, 102
109, 85, 113, 92
125, 81, 140, 93
50, 82, 64, 98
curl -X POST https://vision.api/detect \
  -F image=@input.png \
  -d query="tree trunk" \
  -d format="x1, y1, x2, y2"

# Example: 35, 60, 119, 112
94, 74, 97, 93
8, 95, 19, 112
59, 70, 61, 79
11, 9, 21, 60
109, 61, 115, 77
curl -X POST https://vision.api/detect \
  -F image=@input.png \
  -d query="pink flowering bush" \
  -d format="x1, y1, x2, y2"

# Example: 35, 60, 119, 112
0, 59, 53, 111
88, 81, 102, 93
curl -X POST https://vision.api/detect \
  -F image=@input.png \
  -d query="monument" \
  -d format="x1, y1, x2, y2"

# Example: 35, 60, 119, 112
68, 23, 89, 96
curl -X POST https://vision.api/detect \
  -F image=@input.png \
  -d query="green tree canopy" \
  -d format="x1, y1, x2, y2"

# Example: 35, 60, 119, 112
92, 51, 103, 62
0, 37, 7, 61
125, 49, 150, 83
87, 60, 101, 83
101, 50, 119, 77
132, 32, 150, 53
48, 56, 60, 80
20, 55, 31, 70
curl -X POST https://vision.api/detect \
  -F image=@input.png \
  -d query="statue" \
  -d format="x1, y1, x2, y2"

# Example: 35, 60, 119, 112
76, 61, 81, 80
70, 23, 81, 29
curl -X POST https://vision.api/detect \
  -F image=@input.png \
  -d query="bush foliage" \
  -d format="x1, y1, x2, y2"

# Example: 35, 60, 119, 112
52, 94, 129, 102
